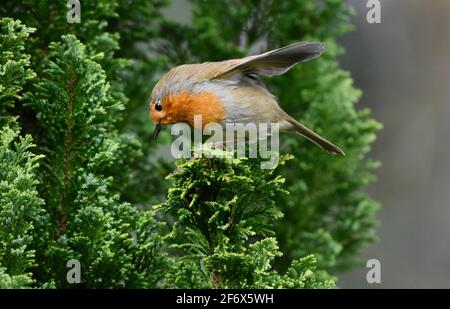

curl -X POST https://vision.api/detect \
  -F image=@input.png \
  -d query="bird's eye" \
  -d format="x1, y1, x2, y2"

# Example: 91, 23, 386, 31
155, 99, 162, 112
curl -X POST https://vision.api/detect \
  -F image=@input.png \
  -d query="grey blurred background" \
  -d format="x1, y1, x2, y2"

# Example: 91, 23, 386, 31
165, 0, 450, 288
339, 0, 450, 288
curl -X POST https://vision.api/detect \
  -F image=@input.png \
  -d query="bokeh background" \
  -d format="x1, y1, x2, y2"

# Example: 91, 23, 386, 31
338, 0, 450, 288
165, 0, 450, 288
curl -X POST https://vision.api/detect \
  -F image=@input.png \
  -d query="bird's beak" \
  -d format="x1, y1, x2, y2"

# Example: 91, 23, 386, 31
153, 120, 162, 141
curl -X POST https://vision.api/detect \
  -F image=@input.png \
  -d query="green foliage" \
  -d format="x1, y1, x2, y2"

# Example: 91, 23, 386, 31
0, 0, 380, 288
0, 18, 36, 118
0, 124, 45, 288
0, 267, 31, 288
1, 4, 168, 287
0, 18, 44, 288
160, 149, 334, 288
24, 34, 166, 287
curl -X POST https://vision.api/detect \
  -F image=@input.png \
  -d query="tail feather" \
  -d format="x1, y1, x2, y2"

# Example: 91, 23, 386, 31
286, 117, 345, 156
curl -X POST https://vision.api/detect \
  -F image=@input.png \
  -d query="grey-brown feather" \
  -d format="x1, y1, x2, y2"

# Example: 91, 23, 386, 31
282, 112, 345, 156
213, 42, 325, 78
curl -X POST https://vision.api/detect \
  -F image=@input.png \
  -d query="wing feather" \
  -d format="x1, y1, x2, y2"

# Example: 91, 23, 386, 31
211, 42, 325, 79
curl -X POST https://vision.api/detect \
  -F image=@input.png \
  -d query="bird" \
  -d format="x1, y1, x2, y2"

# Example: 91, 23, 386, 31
149, 42, 345, 156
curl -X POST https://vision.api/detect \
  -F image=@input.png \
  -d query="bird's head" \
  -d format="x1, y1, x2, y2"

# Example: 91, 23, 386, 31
149, 95, 166, 141
149, 75, 185, 140
149, 74, 225, 141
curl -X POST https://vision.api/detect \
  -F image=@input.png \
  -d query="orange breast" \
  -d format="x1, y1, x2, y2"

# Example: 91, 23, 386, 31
164, 91, 225, 128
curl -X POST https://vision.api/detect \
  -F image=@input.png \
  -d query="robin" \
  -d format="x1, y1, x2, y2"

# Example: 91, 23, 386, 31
149, 42, 344, 156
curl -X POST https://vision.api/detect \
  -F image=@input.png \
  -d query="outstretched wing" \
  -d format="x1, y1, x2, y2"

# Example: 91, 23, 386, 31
212, 42, 325, 80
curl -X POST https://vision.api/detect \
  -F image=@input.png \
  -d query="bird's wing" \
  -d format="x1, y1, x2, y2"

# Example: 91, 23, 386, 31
211, 42, 325, 79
